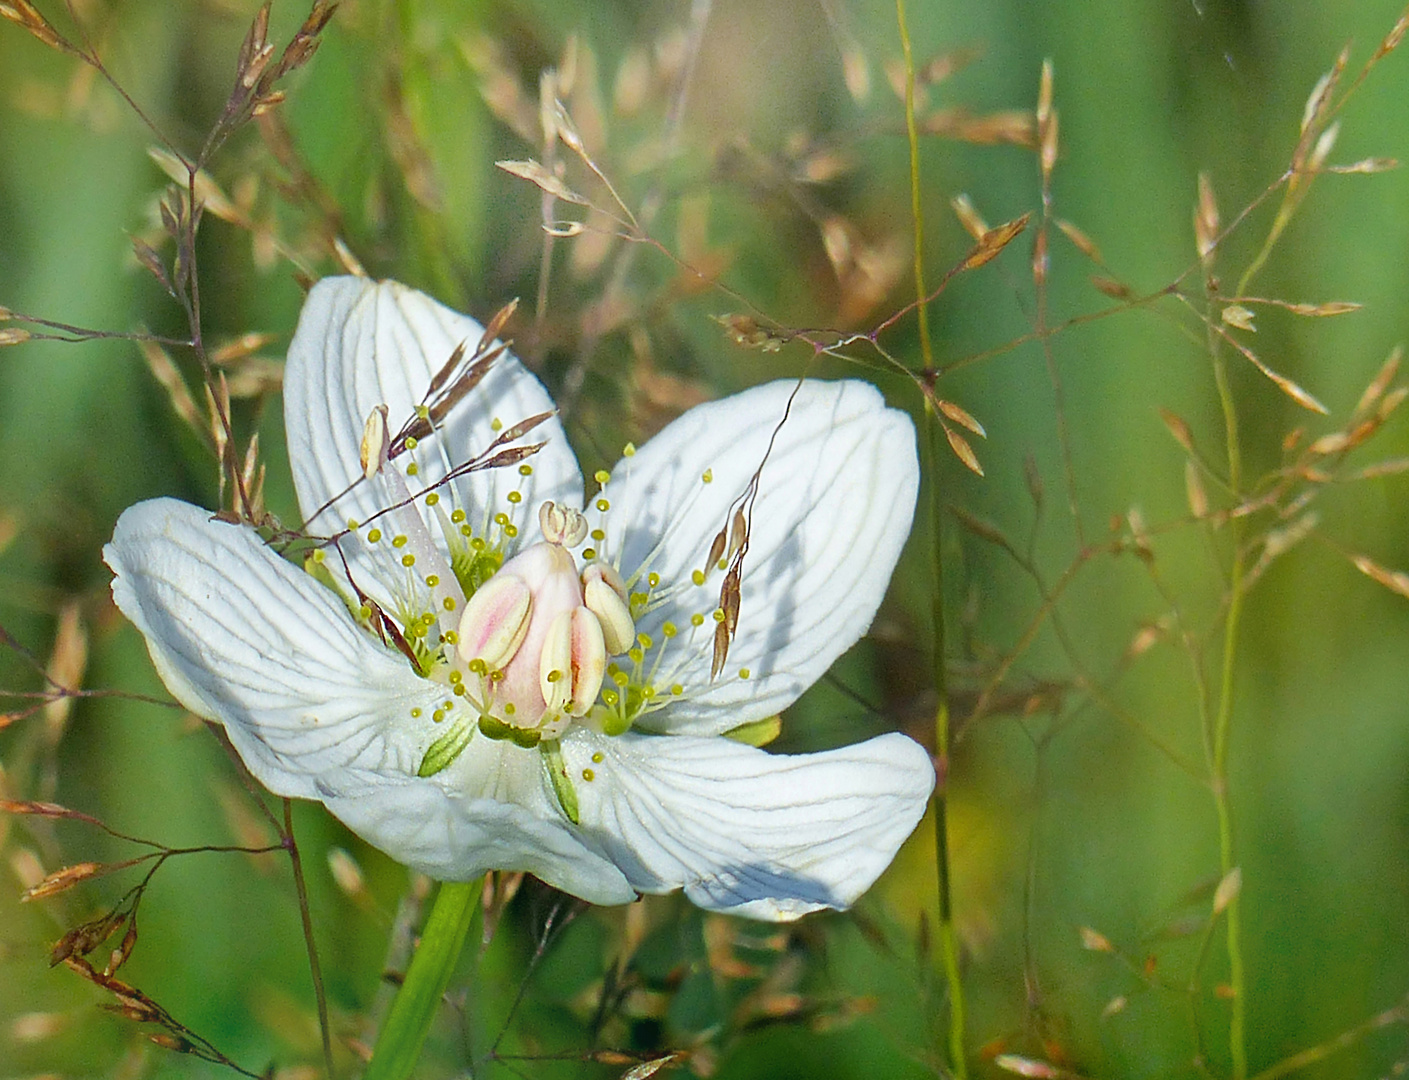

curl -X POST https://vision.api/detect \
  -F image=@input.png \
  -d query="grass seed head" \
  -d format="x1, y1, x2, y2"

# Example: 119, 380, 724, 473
1185, 461, 1208, 520
938, 399, 986, 438
1078, 926, 1114, 952
1159, 408, 1195, 452
1350, 554, 1409, 599
1221, 305, 1256, 331
1195, 171, 1219, 265
1353, 345, 1402, 419
1090, 275, 1132, 300
962, 214, 1031, 272
1055, 218, 1102, 263
950, 194, 989, 241
945, 426, 984, 476
1213, 867, 1243, 914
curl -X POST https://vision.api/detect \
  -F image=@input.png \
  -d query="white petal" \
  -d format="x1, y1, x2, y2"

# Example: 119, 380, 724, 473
107, 498, 632, 898
104, 498, 436, 798
564, 730, 935, 920
603, 379, 918, 735
283, 277, 583, 546
318, 764, 635, 904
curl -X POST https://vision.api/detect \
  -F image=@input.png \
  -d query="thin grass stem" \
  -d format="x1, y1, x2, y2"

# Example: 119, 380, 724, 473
1207, 314, 1248, 1080
1247, 994, 1409, 1080
895, 2, 966, 1074
283, 800, 335, 1080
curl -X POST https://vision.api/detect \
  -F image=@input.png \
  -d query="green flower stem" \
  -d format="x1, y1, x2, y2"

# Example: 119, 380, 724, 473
363, 880, 482, 1080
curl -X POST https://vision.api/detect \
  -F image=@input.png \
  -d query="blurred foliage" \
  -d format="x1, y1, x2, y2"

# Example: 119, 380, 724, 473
2, 0, 1409, 1079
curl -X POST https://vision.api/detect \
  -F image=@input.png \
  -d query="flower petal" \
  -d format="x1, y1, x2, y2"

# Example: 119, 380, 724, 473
602, 379, 918, 735
283, 277, 583, 543
104, 497, 436, 797
107, 498, 632, 898
564, 729, 935, 920
318, 760, 635, 904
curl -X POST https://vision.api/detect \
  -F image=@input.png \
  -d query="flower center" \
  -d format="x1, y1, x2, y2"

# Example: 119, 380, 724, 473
447, 502, 637, 740
326, 408, 759, 808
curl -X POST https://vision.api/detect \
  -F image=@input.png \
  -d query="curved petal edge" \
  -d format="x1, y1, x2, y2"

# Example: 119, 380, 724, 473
566, 729, 935, 920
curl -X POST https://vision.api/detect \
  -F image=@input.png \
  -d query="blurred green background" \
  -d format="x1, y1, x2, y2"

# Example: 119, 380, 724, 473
2, 0, 1408, 1077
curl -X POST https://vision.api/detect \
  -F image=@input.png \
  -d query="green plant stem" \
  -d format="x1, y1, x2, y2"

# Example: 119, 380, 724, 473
894, 2, 966, 1075
923, 407, 966, 1079
1208, 340, 1248, 1080
363, 880, 482, 1080
896, 0, 934, 373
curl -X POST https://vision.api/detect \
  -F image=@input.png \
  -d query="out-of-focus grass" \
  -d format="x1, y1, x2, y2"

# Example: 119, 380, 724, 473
1, 1, 1408, 1078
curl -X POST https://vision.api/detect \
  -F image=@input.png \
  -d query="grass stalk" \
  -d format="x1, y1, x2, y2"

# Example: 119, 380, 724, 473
896, 0, 934, 374
1208, 323, 1248, 1080
283, 800, 335, 1080
927, 406, 967, 1080
895, 2, 965, 1074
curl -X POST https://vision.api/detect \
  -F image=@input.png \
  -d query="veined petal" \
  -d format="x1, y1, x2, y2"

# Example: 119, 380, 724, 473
108, 498, 635, 894
104, 498, 437, 799
603, 379, 918, 735
284, 277, 583, 546
563, 729, 935, 920
317, 762, 635, 904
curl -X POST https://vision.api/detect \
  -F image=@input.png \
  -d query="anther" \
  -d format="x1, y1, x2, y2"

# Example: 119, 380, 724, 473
360, 404, 389, 480
583, 564, 635, 655
456, 574, 533, 672
538, 607, 606, 718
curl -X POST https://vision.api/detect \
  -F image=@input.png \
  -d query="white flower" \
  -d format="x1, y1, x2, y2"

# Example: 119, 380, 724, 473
104, 277, 933, 921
